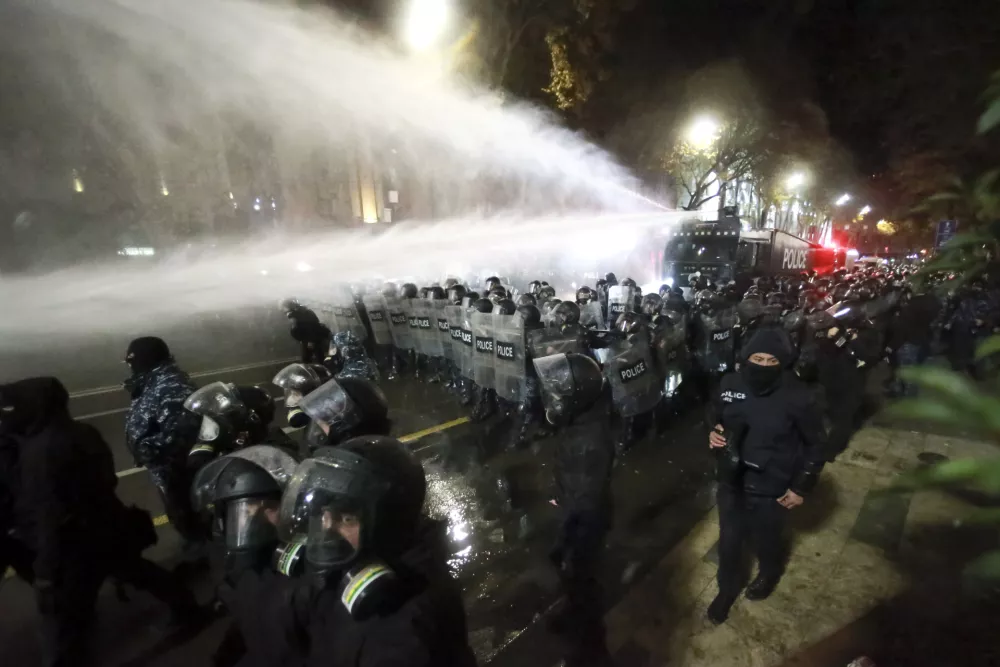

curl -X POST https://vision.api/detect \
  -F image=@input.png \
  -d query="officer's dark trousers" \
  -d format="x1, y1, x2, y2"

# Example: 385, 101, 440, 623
824, 381, 866, 459
148, 464, 205, 545
551, 509, 611, 666
374, 343, 397, 377
716, 485, 787, 600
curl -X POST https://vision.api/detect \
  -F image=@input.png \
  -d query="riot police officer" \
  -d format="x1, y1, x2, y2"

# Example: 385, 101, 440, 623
282, 299, 332, 365
297, 377, 392, 450
470, 297, 499, 422
122, 336, 203, 549
184, 382, 292, 471
706, 329, 827, 624
815, 302, 883, 460
228, 436, 477, 666
191, 445, 300, 667
361, 288, 397, 379
607, 312, 662, 454
272, 363, 332, 457
534, 353, 615, 667
691, 289, 738, 399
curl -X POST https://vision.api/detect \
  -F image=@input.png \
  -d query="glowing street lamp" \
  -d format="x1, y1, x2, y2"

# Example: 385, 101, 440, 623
835, 193, 851, 206
685, 116, 720, 151
403, 0, 450, 53
858, 205, 872, 218
785, 172, 808, 191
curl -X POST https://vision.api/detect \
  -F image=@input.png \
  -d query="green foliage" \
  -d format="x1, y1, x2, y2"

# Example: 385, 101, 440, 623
885, 335, 1000, 579
889, 363, 1000, 439
977, 70, 1000, 134
966, 551, 1000, 580
975, 334, 1000, 360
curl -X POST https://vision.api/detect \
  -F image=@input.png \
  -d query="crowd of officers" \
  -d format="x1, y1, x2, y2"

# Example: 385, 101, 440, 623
0, 262, 995, 667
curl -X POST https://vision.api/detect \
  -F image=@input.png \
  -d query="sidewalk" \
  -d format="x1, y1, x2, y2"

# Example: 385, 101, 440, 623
603, 427, 1000, 667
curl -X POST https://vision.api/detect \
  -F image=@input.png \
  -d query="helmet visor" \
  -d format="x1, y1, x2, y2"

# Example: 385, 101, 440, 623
298, 379, 361, 438
272, 363, 321, 394
226, 497, 279, 549
190, 445, 299, 513
532, 353, 574, 417
198, 415, 220, 443
184, 382, 244, 419
278, 456, 378, 569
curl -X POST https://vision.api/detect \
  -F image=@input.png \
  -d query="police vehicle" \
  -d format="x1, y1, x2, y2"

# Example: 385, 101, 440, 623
660, 208, 846, 292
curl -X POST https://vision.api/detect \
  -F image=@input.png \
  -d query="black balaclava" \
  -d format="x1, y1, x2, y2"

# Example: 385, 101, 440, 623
124, 337, 172, 398
125, 336, 172, 374
740, 328, 792, 396
0, 377, 71, 436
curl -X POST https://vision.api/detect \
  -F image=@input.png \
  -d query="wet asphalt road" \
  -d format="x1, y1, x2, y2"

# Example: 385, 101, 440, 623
0, 375, 717, 667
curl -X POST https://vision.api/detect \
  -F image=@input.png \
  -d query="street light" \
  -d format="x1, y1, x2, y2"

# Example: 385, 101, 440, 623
858, 205, 872, 218
685, 116, 720, 150
403, 0, 450, 53
835, 193, 851, 206
785, 172, 807, 190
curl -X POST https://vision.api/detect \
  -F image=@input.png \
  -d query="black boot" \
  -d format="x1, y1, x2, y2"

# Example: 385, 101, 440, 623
707, 592, 737, 624
745, 573, 780, 601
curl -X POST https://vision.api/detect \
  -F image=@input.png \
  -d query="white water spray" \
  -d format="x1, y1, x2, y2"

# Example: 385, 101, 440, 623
0, 0, 688, 353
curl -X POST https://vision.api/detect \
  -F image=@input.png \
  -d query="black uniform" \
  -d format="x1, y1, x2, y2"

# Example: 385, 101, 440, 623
816, 318, 881, 459
229, 438, 476, 667
706, 330, 826, 622
1, 377, 199, 667
240, 522, 475, 667
550, 393, 615, 664
535, 353, 615, 666
0, 424, 34, 582
289, 305, 332, 364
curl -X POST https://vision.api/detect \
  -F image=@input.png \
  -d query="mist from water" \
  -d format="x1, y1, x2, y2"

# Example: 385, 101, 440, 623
0, 210, 694, 342
0, 0, 687, 345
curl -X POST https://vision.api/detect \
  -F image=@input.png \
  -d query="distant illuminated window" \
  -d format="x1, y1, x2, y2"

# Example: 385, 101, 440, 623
118, 247, 155, 257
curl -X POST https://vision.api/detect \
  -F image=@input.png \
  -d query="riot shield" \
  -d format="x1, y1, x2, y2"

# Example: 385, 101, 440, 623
429, 298, 451, 362
604, 337, 661, 417
696, 309, 736, 374
653, 322, 689, 378
417, 298, 444, 358
406, 298, 424, 352
458, 307, 476, 380
331, 288, 368, 341
579, 301, 606, 330
607, 285, 637, 323
446, 304, 470, 376
330, 287, 368, 341
362, 294, 392, 346
471, 311, 496, 390
384, 296, 414, 351
494, 313, 527, 402
528, 327, 585, 360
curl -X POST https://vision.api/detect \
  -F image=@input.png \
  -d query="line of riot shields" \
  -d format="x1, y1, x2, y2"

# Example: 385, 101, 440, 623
310, 268, 913, 459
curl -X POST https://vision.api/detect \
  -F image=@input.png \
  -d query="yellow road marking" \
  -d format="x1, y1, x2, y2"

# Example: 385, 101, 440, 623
398, 417, 470, 444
